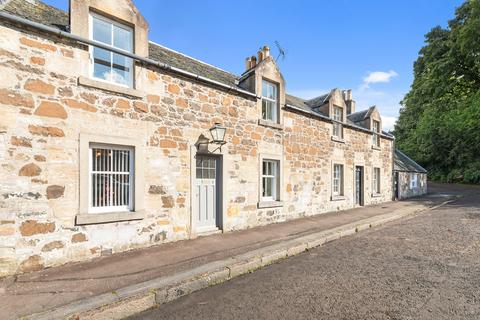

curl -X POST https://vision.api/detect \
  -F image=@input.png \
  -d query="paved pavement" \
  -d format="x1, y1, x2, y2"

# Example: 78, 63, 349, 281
0, 183, 461, 319
131, 183, 480, 320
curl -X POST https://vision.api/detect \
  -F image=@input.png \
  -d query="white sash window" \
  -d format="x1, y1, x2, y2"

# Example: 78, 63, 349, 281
262, 160, 279, 201
372, 120, 380, 147
410, 173, 418, 188
333, 164, 344, 196
373, 167, 381, 194
332, 106, 343, 138
90, 13, 133, 87
262, 80, 278, 123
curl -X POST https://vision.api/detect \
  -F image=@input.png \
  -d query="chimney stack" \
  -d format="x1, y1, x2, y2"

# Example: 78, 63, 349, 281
245, 55, 258, 70
257, 49, 264, 62
250, 55, 257, 68
245, 57, 252, 70
262, 45, 270, 58
343, 89, 356, 114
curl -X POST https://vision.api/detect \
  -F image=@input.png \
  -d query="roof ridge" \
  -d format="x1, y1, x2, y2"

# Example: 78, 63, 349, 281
148, 40, 238, 79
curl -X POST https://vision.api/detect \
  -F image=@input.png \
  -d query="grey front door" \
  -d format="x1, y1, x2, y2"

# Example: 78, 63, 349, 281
355, 166, 363, 205
195, 156, 219, 233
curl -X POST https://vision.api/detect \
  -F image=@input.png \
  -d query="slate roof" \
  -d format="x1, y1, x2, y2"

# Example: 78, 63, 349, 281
1, 0, 394, 138
285, 94, 310, 112
1, 0, 239, 87
2, 0, 69, 30
148, 43, 238, 87
306, 93, 330, 108
394, 149, 427, 173
347, 108, 370, 123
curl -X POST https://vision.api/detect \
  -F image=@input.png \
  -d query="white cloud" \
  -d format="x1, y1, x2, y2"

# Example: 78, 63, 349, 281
360, 70, 398, 90
381, 116, 397, 132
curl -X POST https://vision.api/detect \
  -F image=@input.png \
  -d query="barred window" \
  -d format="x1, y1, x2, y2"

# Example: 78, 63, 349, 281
262, 80, 278, 123
332, 106, 343, 138
89, 145, 134, 213
333, 164, 344, 196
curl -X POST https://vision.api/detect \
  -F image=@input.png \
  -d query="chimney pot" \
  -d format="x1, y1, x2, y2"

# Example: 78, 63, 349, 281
262, 45, 270, 58
245, 57, 252, 70
251, 55, 257, 67
343, 89, 352, 101
257, 49, 264, 62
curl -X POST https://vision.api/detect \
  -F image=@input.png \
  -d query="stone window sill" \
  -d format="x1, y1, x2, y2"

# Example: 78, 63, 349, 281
258, 119, 284, 130
76, 210, 145, 225
331, 195, 346, 201
331, 136, 345, 143
257, 200, 283, 209
78, 76, 145, 99
371, 193, 382, 198
372, 145, 381, 150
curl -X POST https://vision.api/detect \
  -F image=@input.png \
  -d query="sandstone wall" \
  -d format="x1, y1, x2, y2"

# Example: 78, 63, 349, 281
0, 24, 393, 276
397, 172, 427, 199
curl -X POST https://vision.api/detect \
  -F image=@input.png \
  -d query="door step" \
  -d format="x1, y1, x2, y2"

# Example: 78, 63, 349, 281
196, 227, 222, 237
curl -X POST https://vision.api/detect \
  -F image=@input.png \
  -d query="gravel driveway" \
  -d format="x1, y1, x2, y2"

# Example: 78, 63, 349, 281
131, 184, 480, 320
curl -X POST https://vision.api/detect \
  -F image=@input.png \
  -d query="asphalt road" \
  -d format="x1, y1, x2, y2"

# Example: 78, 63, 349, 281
131, 184, 480, 320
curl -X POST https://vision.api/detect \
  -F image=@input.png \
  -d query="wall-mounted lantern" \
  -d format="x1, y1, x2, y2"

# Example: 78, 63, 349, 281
209, 123, 226, 144
195, 123, 227, 153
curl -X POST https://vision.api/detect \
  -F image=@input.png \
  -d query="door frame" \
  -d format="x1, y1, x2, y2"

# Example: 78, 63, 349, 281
394, 171, 399, 200
354, 165, 364, 206
190, 145, 227, 238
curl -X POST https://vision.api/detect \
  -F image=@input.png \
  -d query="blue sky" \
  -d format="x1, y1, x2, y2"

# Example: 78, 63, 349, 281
44, 0, 463, 130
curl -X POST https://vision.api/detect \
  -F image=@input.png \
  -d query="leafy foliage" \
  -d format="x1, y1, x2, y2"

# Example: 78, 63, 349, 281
394, 0, 480, 183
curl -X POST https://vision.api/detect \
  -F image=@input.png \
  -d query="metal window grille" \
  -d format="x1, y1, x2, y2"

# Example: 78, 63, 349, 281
89, 145, 134, 213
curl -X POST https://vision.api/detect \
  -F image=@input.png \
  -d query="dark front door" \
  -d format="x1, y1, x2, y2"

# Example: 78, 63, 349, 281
394, 171, 399, 200
355, 166, 364, 206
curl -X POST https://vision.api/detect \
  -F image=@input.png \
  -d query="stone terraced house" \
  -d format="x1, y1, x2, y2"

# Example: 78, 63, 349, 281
0, 0, 400, 276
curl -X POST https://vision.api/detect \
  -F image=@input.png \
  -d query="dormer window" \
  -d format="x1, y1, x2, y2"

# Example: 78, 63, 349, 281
372, 120, 380, 147
261, 80, 278, 123
332, 106, 343, 138
90, 13, 133, 87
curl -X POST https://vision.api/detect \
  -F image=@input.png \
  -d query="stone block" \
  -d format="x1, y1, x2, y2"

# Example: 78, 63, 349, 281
46, 185, 65, 199
35, 101, 67, 119
19, 163, 41, 177
19, 255, 44, 273
24, 79, 55, 95
20, 220, 55, 236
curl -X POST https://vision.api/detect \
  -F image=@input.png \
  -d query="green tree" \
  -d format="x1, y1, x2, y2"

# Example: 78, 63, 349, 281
394, 0, 480, 183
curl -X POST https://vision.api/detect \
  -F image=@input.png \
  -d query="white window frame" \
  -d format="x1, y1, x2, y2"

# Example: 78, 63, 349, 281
89, 12, 134, 88
333, 163, 344, 197
410, 173, 418, 188
372, 120, 380, 147
261, 79, 279, 123
262, 159, 279, 201
88, 143, 134, 214
373, 167, 381, 194
332, 106, 343, 138
77, 133, 144, 225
